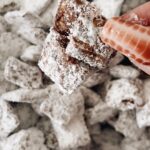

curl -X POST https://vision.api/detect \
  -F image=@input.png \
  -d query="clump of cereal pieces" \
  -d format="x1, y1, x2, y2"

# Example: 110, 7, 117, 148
4, 57, 42, 89
0, 98, 20, 139
39, 0, 115, 93
39, 28, 95, 94
105, 78, 144, 111
5, 11, 49, 45
1, 128, 48, 150
109, 65, 140, 79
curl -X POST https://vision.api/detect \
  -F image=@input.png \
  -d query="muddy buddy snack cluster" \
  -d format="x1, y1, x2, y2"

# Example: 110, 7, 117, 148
39, 0, 115, 94
0, 0, 150, 150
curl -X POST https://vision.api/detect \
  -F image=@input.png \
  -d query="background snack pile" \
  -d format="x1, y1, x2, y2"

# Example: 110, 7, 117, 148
0, 0, 150, 150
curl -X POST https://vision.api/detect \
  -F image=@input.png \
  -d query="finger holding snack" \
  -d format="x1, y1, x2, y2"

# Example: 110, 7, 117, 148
101, 2, 150, 75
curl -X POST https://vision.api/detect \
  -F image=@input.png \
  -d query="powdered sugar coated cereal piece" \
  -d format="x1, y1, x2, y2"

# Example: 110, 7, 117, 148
40, 0, 59, 25
38, 28, 95, 94
4, 57, 42, 89
5, 11, 48, 44
40, 85, 90, 149
113, 110, 144, 140
54, 0, 88, 35
0, 32, 29, 70
143, 79, 150, 102
105, 78, 144, 111
94, 0, 124, 18
66, 36, 114, 69
21, 0, 52, 15
109, 65, 140, 79
0, 70, 17, 95
1, 86, 50, 103
20, 45, 42, 63
0, 99, 20, 139
40, 85, 85, 125
85, 101, 117, 125
136, 79, 150, 128
51, 116, 91, 150
136, 101, 150, 128
1, 128, 48, 150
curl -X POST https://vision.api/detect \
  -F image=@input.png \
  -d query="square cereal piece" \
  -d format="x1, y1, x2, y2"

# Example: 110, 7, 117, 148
54, 0, 87, 35
40, 85, 85, 125
5, 11, 48, 45
2, 128, 48, 150
105, 79, 144, 111
38, 28, 95, 94
113, 110, 144, 140
66, 36, 113, 69
4, 57, 42, 89
0, 99, 20, 139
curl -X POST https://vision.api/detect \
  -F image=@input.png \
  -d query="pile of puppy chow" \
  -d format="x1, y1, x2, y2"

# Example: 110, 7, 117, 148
0, 0, 149, 150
